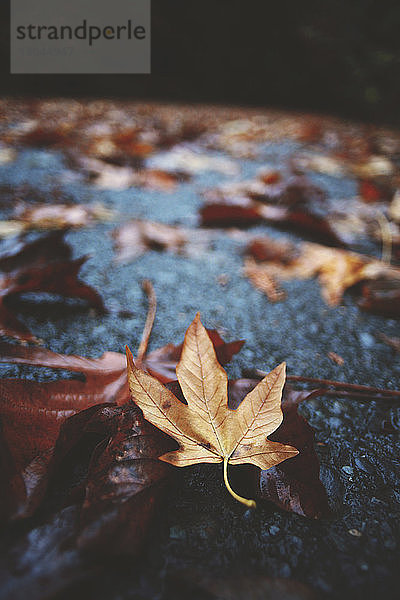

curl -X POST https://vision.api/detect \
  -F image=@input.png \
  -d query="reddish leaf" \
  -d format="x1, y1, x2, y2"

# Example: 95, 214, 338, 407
0, 231, 105, 342
228, 379, 329, 518
359, 277, 400, 317
200, 174, 346, 245
200, 202, 265, 227
0, 344, 128, 519
262, 388, 330, 519
20, 126, 71, 148
0, 402, 173, 576
359, 180, 383, 203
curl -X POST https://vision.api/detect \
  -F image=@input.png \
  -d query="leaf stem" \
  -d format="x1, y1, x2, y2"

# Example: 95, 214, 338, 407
223, 457, 256, 509
136, 280, 157, 367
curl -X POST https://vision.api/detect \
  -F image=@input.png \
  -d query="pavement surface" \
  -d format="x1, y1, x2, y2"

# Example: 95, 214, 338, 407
0, 99, 399, 600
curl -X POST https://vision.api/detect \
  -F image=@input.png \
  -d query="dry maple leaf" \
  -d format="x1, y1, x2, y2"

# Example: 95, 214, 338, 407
126, 313, 298, 508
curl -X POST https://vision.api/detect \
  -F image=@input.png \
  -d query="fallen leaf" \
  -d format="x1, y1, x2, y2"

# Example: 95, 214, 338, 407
75, 403, 174, 554
200, 173, 355, 245
0, 203, 113, 237
0, 319, 243, 518
146, 145, 239, 176
0, 231, 105, 342
228, 381, 329, 518
351, 155, 395, 179
19, 124, 73, 148
244, 235, 400, 314
389, 190, 400, 222
167, 570, 319, 600
0, 343, 128, 519
292, 153, 347, 177
112, 219, 212, 263
0, 144, 17, 165
67, 154, 185, 191
127, 313, 298, 508
200, 198, 267, 228
200, 168, 399, 248
327, 352, 345, 366
0, 403, 174, 597
112, 219, 187, 262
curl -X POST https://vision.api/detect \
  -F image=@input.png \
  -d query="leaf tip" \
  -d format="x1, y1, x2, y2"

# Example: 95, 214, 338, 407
125, 345, 135, 370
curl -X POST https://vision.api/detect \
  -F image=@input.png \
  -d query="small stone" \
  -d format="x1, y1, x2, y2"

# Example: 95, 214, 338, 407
269, 525, 280, 536
169, 526, 186, 540
348, 529, 362, 537
359, 332, 374, 348
341, 465, 354, 476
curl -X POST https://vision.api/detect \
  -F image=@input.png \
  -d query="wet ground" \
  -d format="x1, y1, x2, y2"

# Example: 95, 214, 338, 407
0, 100, 399, 600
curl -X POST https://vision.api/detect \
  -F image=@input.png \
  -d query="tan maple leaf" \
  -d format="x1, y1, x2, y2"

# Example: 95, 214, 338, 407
126, 313, 298, 508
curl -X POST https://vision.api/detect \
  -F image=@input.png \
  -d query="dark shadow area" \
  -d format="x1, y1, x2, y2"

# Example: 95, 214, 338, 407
1, 0, 400, 126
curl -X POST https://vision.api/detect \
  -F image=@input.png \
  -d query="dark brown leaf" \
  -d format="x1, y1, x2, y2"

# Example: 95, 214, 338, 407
200, 173, 348, 245
0, 344, 128, 519
74, 403, 174, 554
359, 276, 400, 317
167, 570, 319, 600
0, 231, 105, 342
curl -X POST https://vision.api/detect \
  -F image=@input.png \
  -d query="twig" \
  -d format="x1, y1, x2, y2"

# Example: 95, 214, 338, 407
286, 374, 400, 398
378, 332, 400, 353
376, 211, 392, 265
319, 389, 399, 403
244, 368, 400, 402
136, 280, 157, 368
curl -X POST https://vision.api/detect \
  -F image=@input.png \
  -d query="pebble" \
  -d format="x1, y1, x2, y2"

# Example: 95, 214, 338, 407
359, 332, 374, 348
342, 465, 354, 476
348, 529, 362, 537
269, 525, 280, 536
